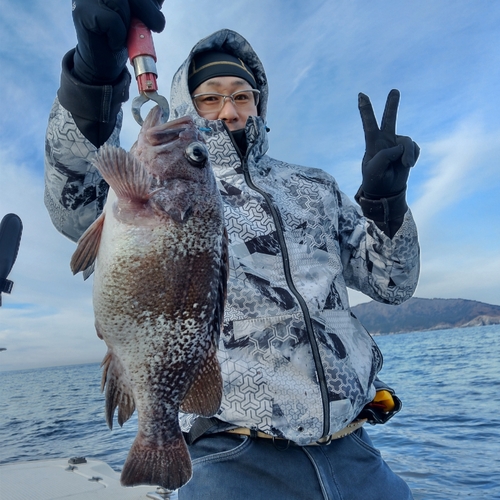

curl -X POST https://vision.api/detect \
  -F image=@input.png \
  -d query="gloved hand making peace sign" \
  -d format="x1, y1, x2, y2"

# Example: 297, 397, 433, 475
356, 89, 420, 237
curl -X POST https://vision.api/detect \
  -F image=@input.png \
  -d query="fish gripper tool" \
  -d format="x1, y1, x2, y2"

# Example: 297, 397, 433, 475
128, 18, 170, 126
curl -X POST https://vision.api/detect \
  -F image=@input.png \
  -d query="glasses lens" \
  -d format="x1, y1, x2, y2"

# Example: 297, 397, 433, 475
193, 90, 260, 113
233, 90, 260, 108
193, 94, 224, 112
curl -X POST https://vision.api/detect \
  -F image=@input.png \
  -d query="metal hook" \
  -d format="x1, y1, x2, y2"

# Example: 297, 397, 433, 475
131, 91, 170, 126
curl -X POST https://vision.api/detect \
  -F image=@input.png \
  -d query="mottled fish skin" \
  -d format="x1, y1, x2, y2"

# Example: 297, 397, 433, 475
70, 108, 228, 491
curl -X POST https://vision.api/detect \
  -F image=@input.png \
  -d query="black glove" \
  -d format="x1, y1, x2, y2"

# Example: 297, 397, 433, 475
0, 214, 22, 306
72, 0, 165, 85
358, 378, 402, 425
355, 90, 419, 237
358, 89, 419, 199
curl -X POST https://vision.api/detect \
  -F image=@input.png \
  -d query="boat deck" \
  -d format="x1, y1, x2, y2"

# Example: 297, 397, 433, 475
0, 457, 178, 499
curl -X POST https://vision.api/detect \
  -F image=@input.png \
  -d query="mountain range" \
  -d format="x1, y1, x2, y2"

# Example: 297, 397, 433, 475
351, 297, 500, 334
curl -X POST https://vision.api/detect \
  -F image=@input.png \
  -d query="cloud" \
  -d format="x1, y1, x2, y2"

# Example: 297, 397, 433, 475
0, 0, 76, 145
0, 150, 97, 372
2, 0, 500, 372
415, 250, 500, 306
0, 302, 101, 372
412, 118, 500, 229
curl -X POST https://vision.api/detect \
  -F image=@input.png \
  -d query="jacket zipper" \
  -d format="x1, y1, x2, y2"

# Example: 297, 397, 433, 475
230, 123, 331, 437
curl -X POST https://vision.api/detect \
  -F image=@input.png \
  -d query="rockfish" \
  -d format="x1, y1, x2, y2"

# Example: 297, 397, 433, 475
70, 108, 228, 491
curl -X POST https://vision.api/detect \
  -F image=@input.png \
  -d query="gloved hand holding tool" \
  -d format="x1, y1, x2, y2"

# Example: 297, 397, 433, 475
72, 0, 169, 126
72, 0, 165, 84
356, 89, 420, 237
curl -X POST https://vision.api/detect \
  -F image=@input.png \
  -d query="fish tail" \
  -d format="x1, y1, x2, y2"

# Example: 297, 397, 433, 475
93, 145, 152, 203
121, 429, 192, 491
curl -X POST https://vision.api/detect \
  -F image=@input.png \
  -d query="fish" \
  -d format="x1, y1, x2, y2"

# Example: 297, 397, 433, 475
70, 108, 228, 491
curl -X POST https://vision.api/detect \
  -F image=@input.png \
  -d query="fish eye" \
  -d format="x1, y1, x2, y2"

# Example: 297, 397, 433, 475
184, 141, 208, 167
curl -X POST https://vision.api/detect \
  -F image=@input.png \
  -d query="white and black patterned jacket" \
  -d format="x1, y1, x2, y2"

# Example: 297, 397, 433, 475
44, 29, 419, 445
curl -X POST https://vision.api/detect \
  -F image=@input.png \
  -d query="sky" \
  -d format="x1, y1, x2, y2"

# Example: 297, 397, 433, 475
1, 0, 499, 372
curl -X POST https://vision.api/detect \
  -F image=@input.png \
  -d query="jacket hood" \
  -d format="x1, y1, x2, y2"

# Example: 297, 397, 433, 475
170, 29, 269, 124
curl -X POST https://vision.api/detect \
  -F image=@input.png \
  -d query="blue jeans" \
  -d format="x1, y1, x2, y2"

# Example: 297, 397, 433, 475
176, 428, 413, 499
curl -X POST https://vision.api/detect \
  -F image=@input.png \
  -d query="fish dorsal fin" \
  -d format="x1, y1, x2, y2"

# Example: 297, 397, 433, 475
180, 343, 222, 417
70, 213, 105, 276
101, 348, 136, 429
93, 145, 151, 203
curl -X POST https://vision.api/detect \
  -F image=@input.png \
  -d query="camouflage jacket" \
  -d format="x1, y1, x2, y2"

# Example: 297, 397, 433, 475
44, 29, 419, 445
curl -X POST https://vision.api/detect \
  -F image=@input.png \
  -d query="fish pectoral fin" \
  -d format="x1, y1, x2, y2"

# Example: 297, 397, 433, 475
101, 349, 135, 429
82, 262, 95, 280
70, 213, 105, 276
180, 344, 222, 417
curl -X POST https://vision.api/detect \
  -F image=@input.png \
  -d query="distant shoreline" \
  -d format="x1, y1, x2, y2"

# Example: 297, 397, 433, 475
352, 297, 500, 335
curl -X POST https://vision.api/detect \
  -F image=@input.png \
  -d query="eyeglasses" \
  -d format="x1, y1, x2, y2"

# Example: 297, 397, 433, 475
192, 89, 260, 114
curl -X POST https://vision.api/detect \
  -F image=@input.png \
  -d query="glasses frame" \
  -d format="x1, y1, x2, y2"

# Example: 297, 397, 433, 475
192, 89, 261, 114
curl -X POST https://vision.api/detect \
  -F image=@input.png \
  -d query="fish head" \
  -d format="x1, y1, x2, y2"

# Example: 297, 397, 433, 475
131, 106, 220, 223
131, 106, 210, 183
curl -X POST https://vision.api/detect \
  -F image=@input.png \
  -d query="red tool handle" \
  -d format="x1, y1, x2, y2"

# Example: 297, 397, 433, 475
128, 18, 157, 60
127, 18, 159, 93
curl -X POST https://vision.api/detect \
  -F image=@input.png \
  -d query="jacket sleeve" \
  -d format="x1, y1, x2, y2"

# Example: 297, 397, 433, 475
339, 189, 420, 305
44, 50, 130, 242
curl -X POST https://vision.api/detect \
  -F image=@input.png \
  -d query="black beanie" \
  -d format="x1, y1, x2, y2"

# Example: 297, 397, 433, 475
188, 51, 257, 93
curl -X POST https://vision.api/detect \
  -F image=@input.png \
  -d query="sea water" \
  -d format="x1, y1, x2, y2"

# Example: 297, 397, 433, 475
1, 325, 499, 499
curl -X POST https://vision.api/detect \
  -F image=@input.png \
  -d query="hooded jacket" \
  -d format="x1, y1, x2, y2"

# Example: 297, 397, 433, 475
44, 29, 419, 445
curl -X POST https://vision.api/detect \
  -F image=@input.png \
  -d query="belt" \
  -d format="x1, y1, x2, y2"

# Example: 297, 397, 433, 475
225, 418, 367, 446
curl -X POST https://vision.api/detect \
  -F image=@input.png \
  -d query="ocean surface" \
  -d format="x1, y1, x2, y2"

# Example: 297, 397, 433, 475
1, 324, 499, 499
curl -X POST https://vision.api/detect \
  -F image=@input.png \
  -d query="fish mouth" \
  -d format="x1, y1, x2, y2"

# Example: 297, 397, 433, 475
146, 116, 200, 147
147, 126, 187, 147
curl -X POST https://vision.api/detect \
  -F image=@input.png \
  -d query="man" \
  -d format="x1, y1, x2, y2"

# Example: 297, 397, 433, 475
44, 1, 420, 498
